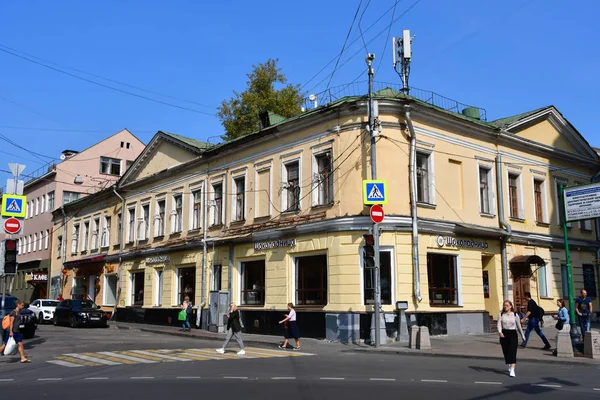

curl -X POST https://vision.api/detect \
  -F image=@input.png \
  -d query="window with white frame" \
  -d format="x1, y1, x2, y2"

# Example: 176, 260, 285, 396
171, 194, 183, 233
416, 151, 434, 204
127, 207, 136, 243
537, 263, 551, 298
33, 233, 37, 252
103, 275, 117, 306
478, 166, 494, 214
63, 191, 80, 205
155, 200, 165, 237
41, 194, 46, 213
313, 150, 333, 206
30, 201, 34, 217
554, 178, 571, 228
508, 172, 523, 219
47, 191, 55, 210
212, 183, 223, 226
43, 230, 48, 249
141, 204, 150, 239
25, 203, 29, 219
72, 224, 80, 253
39, 231, 43, 249
240, 260, 265, 305
116, 213, 122, 245
100, 156, 122, 175
57, 235, 62, 257
82, 221, 89, 251
27, 235, 31, 253
575, 181, 593, 230
91, 217, 100, 250
295, 254, 328, 305
427, 253, 461, 306
533, 178, 548, 223
283, 161, 300, 212
255, 165, 271, 218
233, 176, 246, 221
191, 189, 202, 230
35, 198, 39, 216
102, 215, 111, 247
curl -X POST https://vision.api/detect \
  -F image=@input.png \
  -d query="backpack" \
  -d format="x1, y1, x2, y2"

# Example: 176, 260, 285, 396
186, 304, 192, 314
2, 314, 10, 330
538, 306, 545, 326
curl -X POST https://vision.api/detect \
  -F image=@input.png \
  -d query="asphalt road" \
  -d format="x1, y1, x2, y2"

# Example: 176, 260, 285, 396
2, 324, 600, 399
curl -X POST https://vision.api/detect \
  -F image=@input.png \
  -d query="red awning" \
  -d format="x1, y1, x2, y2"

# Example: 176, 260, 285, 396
64, 255, 105, 268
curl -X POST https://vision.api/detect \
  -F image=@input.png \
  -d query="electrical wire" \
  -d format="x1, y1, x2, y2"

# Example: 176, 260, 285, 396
0, 125, 157, 134
358, 0, 373, 54
326, 0, 364, 90
0, 133, 55, 162
375, 0, 401, 74
0, 47, 217, 117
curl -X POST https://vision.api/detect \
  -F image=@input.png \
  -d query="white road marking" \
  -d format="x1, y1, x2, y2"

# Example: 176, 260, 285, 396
179, 350, 229, 360
370, 378, 396, 382
224, 376, 248, 379
0, 379, 14, 382
130, 350, 192, 362
593, 388, 600, 391
421, 379, 448, 383
46, 360, 84, 368
533, 384, 561, 388
98, 351, 157, 364
188, 348, 258, 359
130, 377, 154, 380
320, 377, 345, 380
475, 381, 502, 385
85, 377, 109, 380
177, 377, 201, 379
271, 377, 296, 380
64, 353, 121, 366
37, 378, 63, 381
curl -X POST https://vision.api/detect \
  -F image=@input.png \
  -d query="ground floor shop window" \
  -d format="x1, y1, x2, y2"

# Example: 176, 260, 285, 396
427, 254, 459, 306
296, 254, 328, 306
363, 250, 392, 305
241, 260, 265, 305
177, 267, 195, 305
103, 275, 117, 306
131, 271, 145, 306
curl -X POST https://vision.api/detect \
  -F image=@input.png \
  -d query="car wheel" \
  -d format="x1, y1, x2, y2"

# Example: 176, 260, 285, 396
69, 315, 78, 328
53, 315, 59, 326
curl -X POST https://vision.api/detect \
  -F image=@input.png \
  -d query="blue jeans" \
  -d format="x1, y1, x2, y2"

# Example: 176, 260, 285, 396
182, 314, 191, 330
522, 317, 550, 347
579, 315, 591, 338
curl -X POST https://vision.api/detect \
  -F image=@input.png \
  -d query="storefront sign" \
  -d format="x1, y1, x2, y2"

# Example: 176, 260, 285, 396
145, 256, 171, 264
436, 235, 488, 249
254, 238, 296, 251
25, 272, 48, 282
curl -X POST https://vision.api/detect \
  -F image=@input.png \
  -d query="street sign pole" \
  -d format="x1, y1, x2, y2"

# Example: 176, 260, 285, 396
560, 184, 579, 343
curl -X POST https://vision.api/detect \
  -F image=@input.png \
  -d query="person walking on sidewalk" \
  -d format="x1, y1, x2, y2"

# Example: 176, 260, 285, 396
552, 299, 570, 355
0, 300, 31, 362
521, 292, 551, 350
216, 303, 245, 355
576, 289, 592, 339
279, 303, 300, 350
498, 300, 525, 377
180, 296, 192, 332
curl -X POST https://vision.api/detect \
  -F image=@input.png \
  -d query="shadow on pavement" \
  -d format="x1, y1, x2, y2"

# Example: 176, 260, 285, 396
468, 366, 507, 375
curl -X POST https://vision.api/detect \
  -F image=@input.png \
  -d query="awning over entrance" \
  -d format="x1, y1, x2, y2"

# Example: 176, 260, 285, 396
64, 255, 105, 268
509, 255, 546, 277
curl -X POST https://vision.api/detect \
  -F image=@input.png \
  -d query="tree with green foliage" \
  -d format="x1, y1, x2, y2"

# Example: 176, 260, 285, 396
217, 59, 304, 141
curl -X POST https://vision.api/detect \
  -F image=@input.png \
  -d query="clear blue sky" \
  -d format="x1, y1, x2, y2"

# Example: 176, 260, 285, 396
0, 1, 598, 179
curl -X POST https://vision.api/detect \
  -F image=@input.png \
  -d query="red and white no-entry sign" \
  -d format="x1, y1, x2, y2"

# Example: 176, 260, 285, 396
370, 204, 385, 224
4, 217, 22, 234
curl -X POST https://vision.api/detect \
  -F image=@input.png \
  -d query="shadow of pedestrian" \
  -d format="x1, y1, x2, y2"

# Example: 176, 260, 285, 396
468, 366, 507, 375
468, 383, 558, 400
23, 337, 46, 349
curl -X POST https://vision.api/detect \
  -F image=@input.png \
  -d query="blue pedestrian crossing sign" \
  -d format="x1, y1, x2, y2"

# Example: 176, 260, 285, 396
363, 180, 388, 205
1, 194, 26, 218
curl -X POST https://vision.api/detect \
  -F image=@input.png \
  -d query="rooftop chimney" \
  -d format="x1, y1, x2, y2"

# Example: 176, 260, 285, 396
60, 149, 79, 160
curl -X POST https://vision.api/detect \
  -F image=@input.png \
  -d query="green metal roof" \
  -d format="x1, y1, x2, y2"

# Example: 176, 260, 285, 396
160, 131, 210, 151
489, 106, 551, 128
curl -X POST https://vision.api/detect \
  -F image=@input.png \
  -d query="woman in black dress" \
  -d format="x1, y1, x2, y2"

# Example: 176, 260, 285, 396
279, 303, 300, 350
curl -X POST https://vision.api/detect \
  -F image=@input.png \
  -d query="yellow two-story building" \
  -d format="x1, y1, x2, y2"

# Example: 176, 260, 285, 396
50, 89, 600, 341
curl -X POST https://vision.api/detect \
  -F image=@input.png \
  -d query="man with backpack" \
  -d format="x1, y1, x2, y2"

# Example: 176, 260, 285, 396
520, 292, 551, 350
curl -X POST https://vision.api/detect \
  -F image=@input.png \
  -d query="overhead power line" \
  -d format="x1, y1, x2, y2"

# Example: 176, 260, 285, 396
358, 0, 373, 54
0, 46, 217, 117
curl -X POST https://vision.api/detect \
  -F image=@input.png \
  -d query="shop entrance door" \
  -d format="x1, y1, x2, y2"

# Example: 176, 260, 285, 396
513, 274, 530, 315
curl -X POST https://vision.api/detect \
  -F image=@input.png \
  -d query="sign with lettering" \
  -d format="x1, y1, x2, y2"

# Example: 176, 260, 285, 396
145, 256, 171, 264
564, 182, 600, 222
25, 272, 48, 282
435, 235, 489, 249
254, 239, 296, 251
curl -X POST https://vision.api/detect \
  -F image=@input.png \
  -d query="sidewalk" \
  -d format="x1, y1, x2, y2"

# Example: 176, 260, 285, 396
357, 325, 599, 366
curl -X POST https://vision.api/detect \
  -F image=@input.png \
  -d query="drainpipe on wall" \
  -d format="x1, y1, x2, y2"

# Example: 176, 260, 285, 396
404, 104, 422, 302
111, 187, 125, 321
200, 179, 208, 315
495, 155, 512, 301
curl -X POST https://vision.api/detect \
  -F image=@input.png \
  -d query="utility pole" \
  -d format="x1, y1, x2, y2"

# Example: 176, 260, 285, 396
366, 53, 382, 348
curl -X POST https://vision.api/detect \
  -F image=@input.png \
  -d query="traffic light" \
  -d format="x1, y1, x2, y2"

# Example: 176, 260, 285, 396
2, 239, 18, 275
363, 234, 375, 268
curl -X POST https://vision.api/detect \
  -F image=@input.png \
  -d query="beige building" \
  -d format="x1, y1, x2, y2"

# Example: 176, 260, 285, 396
3, 129, 143, 304
50, 92, 600, 340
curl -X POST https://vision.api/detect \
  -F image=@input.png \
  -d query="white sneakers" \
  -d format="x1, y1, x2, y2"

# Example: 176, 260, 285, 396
215, 348, 245, 355
509, 366, 516, 377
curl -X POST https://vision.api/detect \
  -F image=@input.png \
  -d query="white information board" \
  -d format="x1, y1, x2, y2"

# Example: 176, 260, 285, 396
564, 182, 600, 222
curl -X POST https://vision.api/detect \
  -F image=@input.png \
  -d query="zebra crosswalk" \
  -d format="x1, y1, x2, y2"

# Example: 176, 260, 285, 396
47, 347, 313, 368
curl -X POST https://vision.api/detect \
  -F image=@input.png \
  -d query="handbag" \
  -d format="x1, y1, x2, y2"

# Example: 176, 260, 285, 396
555, 320, 564, 330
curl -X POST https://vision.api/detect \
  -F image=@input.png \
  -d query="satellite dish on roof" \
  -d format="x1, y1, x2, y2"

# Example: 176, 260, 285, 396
59, 154, 66, 160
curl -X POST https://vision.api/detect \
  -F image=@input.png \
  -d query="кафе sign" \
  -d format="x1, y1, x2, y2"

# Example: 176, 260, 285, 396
435, 235, 489, 249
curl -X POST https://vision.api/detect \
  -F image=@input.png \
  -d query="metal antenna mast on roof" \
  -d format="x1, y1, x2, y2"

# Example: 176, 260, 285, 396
393, 30, 414, 94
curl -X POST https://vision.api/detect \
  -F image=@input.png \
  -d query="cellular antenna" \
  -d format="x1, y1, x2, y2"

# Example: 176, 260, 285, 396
393, 29, 414, 94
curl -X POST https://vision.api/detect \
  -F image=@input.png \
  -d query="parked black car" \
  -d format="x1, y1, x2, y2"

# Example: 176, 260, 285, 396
53, 299, 108, 328
0, 294, 38, 339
